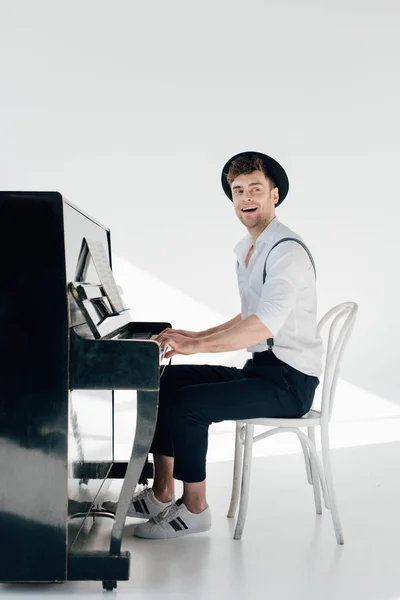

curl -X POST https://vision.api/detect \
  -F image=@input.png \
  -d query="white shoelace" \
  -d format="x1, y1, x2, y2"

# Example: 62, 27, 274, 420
132, 487, 153, 503
153, 502, 181, 525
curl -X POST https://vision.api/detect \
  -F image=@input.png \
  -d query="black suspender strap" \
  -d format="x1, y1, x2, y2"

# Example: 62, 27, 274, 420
263, 237, 316, 284
263, 237, 316, 350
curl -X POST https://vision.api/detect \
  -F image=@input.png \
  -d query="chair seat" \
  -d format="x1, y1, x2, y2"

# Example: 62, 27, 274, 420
239, 409, 321, 428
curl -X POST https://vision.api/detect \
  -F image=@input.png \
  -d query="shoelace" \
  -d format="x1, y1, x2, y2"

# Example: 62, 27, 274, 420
153, 503, 181, 525
132, 487, 152, 504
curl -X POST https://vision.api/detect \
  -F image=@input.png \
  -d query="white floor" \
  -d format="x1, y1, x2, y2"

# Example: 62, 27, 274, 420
2, 378, 400, 599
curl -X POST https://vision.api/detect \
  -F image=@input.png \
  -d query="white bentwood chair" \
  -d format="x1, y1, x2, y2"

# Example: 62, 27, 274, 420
227, 302, 358, 545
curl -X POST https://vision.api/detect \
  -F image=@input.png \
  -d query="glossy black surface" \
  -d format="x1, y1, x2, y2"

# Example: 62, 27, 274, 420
68, 551, 130, 582
0, 192, 169, 586
0, 192, 69, 581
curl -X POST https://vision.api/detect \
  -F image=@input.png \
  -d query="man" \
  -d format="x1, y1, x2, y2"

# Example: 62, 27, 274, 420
122, 151, 323, 539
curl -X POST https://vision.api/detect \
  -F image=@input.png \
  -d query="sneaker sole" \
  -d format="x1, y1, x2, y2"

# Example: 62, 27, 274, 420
133, 522, 212, 539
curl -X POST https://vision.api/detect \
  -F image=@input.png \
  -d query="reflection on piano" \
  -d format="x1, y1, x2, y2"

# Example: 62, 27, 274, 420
0, 192, 170, 591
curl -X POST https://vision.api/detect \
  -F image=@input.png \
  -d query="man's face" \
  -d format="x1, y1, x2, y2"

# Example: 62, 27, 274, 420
231, 170, 279, 234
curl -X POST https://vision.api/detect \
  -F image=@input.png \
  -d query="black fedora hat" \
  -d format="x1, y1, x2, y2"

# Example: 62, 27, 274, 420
221, 151, 289, 206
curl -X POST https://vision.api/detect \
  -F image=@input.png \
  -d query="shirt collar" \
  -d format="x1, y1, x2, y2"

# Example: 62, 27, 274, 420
234, 217, 281, 264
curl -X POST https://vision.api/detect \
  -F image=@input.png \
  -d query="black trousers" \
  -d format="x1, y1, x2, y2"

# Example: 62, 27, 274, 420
150, 351, 319, 483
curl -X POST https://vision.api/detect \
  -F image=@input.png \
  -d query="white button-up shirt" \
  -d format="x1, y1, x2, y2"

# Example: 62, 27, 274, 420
234, 217, 323, 377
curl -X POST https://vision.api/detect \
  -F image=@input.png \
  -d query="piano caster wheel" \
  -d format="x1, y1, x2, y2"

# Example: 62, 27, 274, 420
102, 580, 117, 591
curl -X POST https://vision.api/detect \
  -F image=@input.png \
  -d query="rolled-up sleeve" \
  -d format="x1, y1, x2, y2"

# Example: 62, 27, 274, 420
254, 242, 312, 337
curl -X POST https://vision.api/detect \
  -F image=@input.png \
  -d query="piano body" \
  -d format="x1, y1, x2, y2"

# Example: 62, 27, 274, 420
0, 192, 170, 590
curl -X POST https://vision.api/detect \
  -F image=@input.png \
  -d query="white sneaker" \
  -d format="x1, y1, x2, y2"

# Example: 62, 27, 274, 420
102, 488, 175, 519
133, 499, 212, 539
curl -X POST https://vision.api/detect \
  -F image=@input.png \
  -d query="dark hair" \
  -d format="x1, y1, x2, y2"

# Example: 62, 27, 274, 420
226, 154, 276, 188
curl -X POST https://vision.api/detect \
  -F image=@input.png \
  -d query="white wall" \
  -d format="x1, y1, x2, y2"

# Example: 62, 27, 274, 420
1, 0, 399, 402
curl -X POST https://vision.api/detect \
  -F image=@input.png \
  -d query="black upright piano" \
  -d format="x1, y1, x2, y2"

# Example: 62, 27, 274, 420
0, 192, 170, 590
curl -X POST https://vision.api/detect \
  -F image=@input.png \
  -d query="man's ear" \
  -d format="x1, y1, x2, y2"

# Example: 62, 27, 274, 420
272, 187, 279, 205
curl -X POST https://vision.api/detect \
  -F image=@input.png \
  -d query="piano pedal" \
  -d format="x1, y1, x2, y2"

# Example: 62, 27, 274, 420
90, 508, 116, 521
69, 506, 116, 521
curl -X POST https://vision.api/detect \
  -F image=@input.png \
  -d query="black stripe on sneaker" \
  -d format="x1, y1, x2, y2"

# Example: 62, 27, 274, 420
169, 519, 183, 532
177, 517, 188, 530
133, 500, 143, 513
140, 498, 150, 515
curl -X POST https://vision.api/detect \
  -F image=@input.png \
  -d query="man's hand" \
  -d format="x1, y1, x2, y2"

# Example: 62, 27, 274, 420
155, 329, 200, 358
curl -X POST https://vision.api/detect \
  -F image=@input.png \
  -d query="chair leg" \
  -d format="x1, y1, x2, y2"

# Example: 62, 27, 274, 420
307, 427, 322, 515
227, 422, 244, 518
299, 437, 312, 485
321, 423, 344, 545
233, 424, 254, 540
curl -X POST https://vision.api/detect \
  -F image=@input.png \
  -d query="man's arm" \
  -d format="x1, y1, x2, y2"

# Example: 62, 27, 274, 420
156, 314, 271, 358
197, 314, 271, 353
198, 313, 242, 337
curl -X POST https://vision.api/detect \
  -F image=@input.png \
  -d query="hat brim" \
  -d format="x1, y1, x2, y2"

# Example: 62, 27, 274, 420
221, 151, 289, 206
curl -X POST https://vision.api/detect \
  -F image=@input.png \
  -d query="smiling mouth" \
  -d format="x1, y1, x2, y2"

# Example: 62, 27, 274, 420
241, 207, 258, 213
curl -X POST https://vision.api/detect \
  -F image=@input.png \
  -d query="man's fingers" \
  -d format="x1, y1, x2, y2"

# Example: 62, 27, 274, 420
156, 333, 169, 343
160, 339, 173, 353
158, 327, 173, 337
165, 348, 178, 359
156, 328, 179, 342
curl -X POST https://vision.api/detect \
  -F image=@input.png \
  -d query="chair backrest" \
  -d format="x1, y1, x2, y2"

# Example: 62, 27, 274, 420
316, 302, 358, 423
